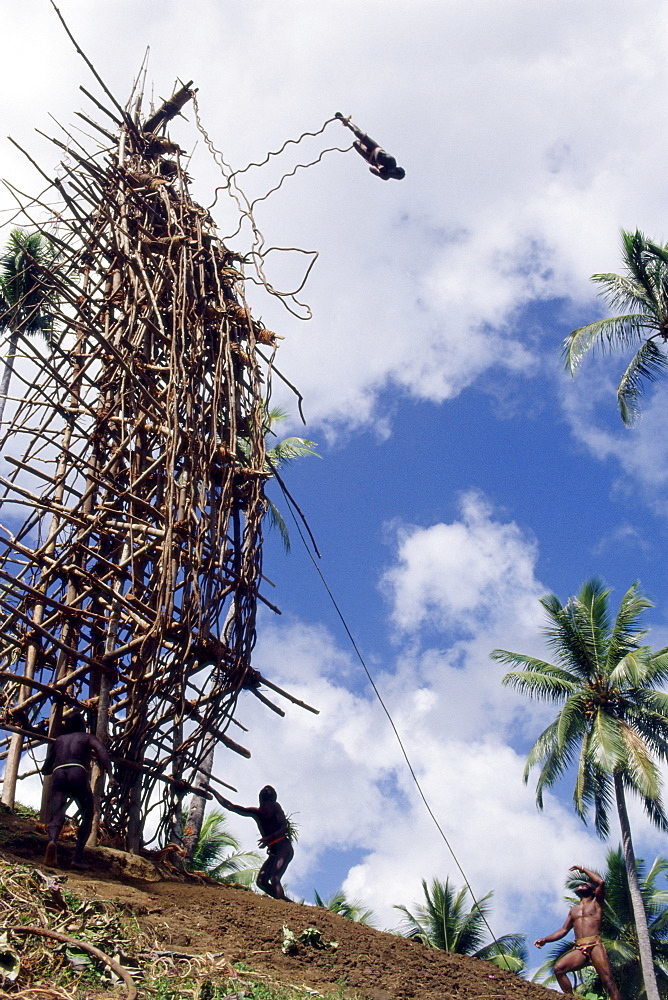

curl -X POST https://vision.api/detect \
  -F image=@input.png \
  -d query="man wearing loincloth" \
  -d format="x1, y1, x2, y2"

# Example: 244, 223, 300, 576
217, 785, 293, 901
534, 864, 621, 1000
42, 713, 116, 869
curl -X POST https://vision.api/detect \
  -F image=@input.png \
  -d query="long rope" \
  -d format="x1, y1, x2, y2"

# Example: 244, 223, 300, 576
276, 478, 515, 968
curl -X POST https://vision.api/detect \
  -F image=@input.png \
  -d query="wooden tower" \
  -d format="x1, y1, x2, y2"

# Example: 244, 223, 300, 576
0, 78, 314, 851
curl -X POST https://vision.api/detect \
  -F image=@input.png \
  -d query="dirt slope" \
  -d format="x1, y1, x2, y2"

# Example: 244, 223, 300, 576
0, 810, 557, 1000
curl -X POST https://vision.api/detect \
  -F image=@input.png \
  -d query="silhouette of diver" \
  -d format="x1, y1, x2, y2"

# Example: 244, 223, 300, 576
42, 713, 116, 869
218, 785, 293, 900
335, 112, 405, 181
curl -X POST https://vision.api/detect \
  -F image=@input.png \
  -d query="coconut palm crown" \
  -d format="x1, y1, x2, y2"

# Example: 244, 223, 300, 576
0, 228, 58, 425
394, 877, 527, 972
184, 809, 261, 886
564, 229, 668, 425
492, 578, 668, 837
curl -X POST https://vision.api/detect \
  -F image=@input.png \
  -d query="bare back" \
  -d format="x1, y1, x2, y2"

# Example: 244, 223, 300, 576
43, 732, 111, 775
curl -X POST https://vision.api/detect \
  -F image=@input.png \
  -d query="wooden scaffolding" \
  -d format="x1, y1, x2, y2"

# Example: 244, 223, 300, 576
0, 75, 314, 850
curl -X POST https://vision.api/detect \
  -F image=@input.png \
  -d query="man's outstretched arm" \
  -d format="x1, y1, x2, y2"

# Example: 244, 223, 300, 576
215, 794, 257, 818
535, 913, 573, 948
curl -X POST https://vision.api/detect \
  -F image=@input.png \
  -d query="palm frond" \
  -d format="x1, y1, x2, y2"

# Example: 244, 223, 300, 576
608, 651, 646, 690
186, 809, 261, 883
534, 739, 581, 809
621, 230, 668, 304
555, 690, 589, 750
590, 710, 627, 773
643, 651, 668, 688
564, 315, 656, 372
265, 497, 292, 552
606, 582, 652, 668
618, 722, 663, 802
617, 339, 668, 424
590, 270, 655, 314
624, 704, 668, 761
266, 436, 319, 467
314, 889, 376, 925
475, 934, 527, 971
540, 586, 609, 679
498, 661, 578, 701
570, 578, 611, 674
393, 906, 426, 943
208, 849, 261, 884
523, 718, 562, 777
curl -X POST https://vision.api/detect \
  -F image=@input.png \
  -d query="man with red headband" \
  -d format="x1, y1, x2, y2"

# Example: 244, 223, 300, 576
534, 864, 621, 1000
217, 785, 293, 901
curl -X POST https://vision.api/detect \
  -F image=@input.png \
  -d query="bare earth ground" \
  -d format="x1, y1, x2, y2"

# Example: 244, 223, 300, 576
0, 810, 558, 1000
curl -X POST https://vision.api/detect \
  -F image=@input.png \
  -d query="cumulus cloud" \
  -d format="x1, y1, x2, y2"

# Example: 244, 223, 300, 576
561, 371, 668, 514
381, 490, 542, 635
4, 1, 668, 436
213, 493, 610, 932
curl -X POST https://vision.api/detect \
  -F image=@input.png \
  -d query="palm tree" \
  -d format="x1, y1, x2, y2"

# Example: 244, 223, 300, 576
492, 578, 668, 1000
564, 229, 668, 424
394, 877, 527, 972
0, 229, 58, 426
313, 889, 376, 926
184, 809, 261, 885
534, 849, 668, 998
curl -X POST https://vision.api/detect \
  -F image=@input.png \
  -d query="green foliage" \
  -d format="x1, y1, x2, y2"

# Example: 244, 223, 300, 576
393, 877, 527, 971
281, 924, 338, 955
0, 228, 59, 339
493, 577, 668, 837
143, 971, 365, 1000
0, 228, 60, 426
564, 229, 668, 424
284, 812, 300, 843
12, 802, 39, 819
256, 404, 319, 552
533, 848, 668, 996
313, 888, 376, 926
185, 809, 261, 885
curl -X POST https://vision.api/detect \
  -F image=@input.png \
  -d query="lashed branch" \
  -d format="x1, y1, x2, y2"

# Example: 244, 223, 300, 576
0, 75, 316, 849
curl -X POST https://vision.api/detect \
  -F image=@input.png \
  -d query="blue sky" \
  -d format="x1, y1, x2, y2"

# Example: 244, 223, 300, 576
3, 0, 668, 966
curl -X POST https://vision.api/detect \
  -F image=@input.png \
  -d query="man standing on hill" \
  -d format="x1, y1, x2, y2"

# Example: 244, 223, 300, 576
42, 713, 116, 869
217, 785, 293, 901
534, 864, 621, 1000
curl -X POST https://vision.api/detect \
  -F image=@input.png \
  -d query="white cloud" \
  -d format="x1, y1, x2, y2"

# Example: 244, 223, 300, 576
561, 372, 668, 514
215, 610, 606, 934
4, 1, 668, 435
381, 490, 542, 635
213, 495, 608, 932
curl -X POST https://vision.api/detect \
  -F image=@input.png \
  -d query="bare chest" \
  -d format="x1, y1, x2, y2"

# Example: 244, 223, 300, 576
570, 899, 600, 925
